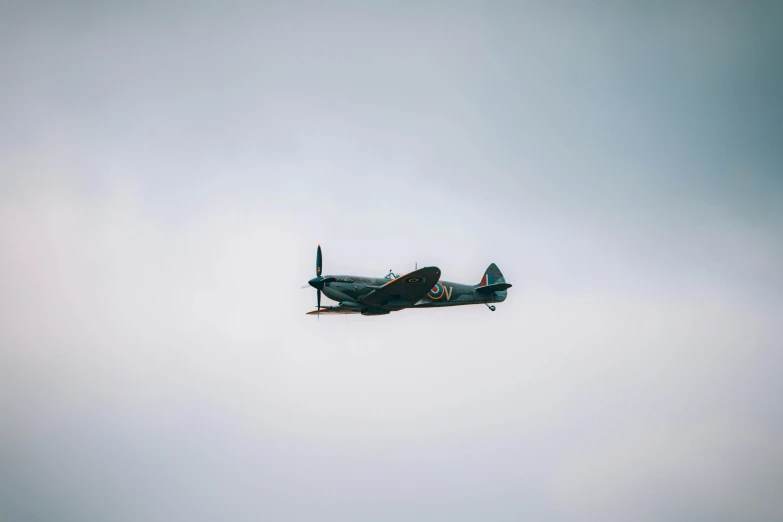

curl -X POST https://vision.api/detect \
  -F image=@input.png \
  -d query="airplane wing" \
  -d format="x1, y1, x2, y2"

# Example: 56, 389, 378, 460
306, 305, 361, 315
359, 266, 441, 308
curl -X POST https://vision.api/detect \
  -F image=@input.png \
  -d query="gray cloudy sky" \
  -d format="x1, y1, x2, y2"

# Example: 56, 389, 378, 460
1, 2, 782, 521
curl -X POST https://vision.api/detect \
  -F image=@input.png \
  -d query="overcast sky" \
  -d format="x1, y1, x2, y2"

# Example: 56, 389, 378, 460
1, 2, 782, 521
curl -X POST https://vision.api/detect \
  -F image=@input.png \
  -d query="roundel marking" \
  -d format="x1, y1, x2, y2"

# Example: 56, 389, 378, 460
405, 276, 422, 284
428, 282, 444, 300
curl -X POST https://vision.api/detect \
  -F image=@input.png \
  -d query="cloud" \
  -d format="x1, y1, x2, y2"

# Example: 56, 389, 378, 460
1, 3, 782, 521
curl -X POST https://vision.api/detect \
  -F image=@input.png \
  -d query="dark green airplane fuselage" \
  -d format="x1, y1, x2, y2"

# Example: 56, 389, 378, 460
321, 275, 508, 309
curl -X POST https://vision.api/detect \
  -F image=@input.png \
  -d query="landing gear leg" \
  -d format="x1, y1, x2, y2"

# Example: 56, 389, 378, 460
485, 304, 496, 311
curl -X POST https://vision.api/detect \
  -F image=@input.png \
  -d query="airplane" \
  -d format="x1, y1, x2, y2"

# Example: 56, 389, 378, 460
303, 245, 512, 317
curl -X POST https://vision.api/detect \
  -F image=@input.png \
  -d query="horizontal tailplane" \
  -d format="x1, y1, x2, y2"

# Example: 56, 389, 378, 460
475, 282, 512, 293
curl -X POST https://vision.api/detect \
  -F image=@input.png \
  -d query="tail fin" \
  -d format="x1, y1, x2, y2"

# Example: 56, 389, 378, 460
479, 263, 505, 286
476, 263, 512, 293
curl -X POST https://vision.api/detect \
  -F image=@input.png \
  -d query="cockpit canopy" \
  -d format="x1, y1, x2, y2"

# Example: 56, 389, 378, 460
384, 269, 400, 280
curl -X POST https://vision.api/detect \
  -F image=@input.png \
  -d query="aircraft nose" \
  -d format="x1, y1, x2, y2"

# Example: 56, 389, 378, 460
308, 277, 324, 290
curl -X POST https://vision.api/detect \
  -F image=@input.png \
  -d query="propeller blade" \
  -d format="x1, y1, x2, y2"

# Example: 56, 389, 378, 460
300, 284, 310, 289
307, 244, 327, 319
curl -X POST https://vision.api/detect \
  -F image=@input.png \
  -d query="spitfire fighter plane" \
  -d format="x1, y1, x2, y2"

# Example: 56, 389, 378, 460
304, 245, 512, 317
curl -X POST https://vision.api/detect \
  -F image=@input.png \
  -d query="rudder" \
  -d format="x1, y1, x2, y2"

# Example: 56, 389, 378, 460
479, 263, 506, 287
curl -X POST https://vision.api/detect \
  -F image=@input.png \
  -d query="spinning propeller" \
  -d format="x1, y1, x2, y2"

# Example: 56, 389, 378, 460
305, 245, 334, 318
